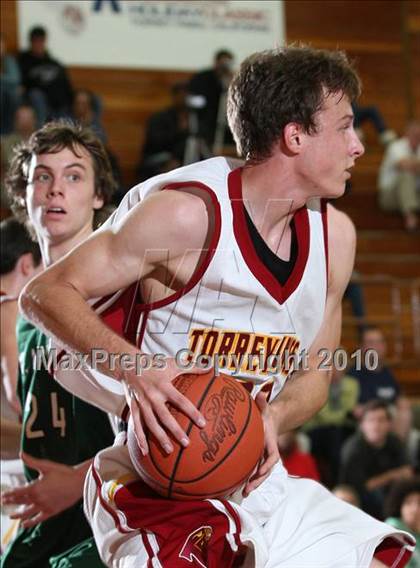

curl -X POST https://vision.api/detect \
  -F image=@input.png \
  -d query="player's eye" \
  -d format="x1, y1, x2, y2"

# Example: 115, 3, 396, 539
34, 172, 52, 183
67, 173, 81, 182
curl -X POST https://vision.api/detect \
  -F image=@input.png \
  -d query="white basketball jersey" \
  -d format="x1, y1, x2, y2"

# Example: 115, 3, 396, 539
68, 157, 327, 409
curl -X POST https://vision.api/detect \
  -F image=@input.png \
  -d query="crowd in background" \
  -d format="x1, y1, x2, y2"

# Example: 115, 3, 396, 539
1, 24, 420, 567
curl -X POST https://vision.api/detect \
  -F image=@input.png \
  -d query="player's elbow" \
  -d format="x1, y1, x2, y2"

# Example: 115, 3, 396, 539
19, 275, 46, 323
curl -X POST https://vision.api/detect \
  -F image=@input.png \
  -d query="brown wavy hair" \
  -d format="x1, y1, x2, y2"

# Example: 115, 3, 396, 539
5, 120, 116, 237
227, 45, 361, 162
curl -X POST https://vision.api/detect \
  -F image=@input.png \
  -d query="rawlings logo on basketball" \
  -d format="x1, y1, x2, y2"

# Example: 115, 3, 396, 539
200, 383, 246, 463
179, 525, 213, 567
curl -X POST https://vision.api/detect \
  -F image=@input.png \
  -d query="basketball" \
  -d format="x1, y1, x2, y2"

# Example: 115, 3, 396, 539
127, 370, 264, 500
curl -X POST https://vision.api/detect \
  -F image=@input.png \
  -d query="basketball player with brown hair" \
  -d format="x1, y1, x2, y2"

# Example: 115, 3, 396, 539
1, 122, 115, 567
21, 48, 415, 567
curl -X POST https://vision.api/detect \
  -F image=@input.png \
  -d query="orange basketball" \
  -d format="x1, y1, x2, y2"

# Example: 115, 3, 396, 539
127, 370, 264, 500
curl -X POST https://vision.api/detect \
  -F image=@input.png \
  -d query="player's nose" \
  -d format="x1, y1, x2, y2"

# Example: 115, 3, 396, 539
351, 130, 365, 159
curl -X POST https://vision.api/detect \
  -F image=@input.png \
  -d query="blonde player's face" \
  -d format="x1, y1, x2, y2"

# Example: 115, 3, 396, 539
25, 146, 104, 245
300, 92, 365, 199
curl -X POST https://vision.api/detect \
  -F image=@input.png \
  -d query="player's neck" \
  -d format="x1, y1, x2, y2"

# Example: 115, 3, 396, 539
241, 156, 308, 236
0, 273, 21, 298
39, 225, 94, 267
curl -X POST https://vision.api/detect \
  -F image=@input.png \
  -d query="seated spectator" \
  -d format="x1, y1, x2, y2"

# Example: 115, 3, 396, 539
70, 90, 125, 203
348, 326, 401, 418
188, 49, 234, 149
1, 105, 37, 207
18, 26, 73, 126
137, 82, 189, 180
71, 88, 107, 144
393, 397, 420, 470
1, 34, 22, 135
385, 478, 420, 568
340, 400, 413, 519
277, 430, 320, 481
352, 102, 397, 146
378, 120, 420, 231
332, 484, 361, 508
305, 365, 359, 486
343, 270, 366, 337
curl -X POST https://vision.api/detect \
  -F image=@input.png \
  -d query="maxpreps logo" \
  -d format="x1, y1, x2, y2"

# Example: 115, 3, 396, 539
187, 328, 300, 377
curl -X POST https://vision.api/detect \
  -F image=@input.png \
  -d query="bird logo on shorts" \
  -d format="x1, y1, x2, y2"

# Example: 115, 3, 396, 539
179, 525, 213, 567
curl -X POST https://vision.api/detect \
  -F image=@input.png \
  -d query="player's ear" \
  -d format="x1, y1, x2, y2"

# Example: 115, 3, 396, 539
18, 252, 35, 277
93, 194, 104, 210
283, 123, 305, 154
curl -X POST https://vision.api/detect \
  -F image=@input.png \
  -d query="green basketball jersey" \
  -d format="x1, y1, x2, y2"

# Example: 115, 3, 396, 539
16, 316, 115, 481
1, 318, 113, 568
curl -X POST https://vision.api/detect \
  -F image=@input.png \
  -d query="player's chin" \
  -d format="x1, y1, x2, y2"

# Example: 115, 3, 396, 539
324, 181, 347, 200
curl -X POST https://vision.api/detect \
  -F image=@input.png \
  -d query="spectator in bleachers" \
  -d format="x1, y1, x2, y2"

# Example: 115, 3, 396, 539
0, 34, 22, 135
188, 49, 234, 149
277, 430, 320, 481
340, 400, 413, 519
305, 365, 359, 486
137, 82, 190, 181
378, 120, 420, 231
352, 102, 397, 146
1, 105, 37, 207
348, 326, 400, 418
332, 484, 361, 508
71, 88, 107, 144
18, 26, 73, 126
385, 478, 420, 568
393, 397, 420, 471
343, 270, 366, 337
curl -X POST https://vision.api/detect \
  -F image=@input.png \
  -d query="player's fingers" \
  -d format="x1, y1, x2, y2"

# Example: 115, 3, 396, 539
156, 402, 190, 449
167, 385, 206, 428
129, 396, 148, 456
141, 401, 174, 454
258, 437, 280, 477
1, 486, 32, 504
10, 504, 38, 521
22, 511, 45, 529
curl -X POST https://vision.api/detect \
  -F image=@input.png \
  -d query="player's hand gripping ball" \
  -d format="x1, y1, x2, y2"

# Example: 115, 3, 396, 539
127, 370, 264, 500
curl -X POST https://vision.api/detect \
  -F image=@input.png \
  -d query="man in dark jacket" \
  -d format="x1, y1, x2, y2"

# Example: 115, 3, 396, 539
18, 26, 73, 126
340, 400, 413, 519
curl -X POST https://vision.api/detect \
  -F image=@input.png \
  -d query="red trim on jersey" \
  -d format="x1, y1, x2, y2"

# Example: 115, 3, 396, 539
141, 533, 156, 566
228, 168, 310, 304
321, 199, 329, 282
134, 181, 221, 312
136, 308, 149, 349
91, 462, 132, 534
222, 500, 242, 548
92, 181, 222, 347
374, 536, 413, 567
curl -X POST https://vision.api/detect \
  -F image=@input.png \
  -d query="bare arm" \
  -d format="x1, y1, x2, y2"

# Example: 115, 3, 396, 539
365, 466, 413, 491
20, 190, 210, 453
271, 205, 356, 432
0, 299, 21, 415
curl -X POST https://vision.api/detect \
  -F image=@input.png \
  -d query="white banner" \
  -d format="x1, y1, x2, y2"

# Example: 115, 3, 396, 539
17, 0, 285, 70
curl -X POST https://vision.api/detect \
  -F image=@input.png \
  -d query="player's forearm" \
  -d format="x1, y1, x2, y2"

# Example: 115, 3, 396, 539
73, 458, 94, 488
271, 369, 330, 434
20, 279, 137, 381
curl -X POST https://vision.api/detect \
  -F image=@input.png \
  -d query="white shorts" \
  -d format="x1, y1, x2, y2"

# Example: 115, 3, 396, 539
84, 433, 415, 568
